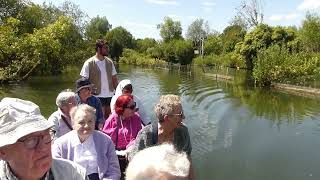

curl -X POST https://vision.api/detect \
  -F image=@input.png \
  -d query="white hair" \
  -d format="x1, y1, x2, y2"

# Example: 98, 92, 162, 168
126, 144, 190, 180
55, 89, 76, 108
70, 104, 96, 125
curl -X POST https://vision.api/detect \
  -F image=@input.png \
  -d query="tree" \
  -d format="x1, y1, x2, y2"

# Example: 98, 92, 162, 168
221, 24, 246, 53
18, 3, 46, 34
59, 1, 88, 35
136, 38, 157, 53
157, 17, 183, 42
236, 0, 264, 28
0, 0, 26, 24
105, 26, 135, 61
186, 19, 210, 49
300, 13, 320, 52
204, 33, 223, 55
86, 16, 112, 41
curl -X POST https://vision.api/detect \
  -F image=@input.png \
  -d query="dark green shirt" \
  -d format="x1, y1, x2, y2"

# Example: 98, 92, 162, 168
129, 123, 192, 160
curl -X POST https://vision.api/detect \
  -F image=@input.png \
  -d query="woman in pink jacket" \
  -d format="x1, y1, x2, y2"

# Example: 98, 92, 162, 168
102, 94, 142, 179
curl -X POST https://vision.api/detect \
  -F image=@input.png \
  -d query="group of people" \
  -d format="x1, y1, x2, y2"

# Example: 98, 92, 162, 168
0, 39, 193, 180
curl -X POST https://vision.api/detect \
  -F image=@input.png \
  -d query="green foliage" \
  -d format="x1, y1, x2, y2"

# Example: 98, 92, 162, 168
235, 24, 300, 69
193, 53, 244, 68
174, 40, 194, 65
160, 40, 194, 64
300, 13, 320, 52
158, 17, 183, 42
221, 24, 246, 53
18, 3, 46, 34
0, 16, 82, 81
120, 48, 166, 66
85, 16, 111, 41
105, 26, 135, 61
0, 0, 26, 23
186, 18, 209, 49
204, 34, 223, 55
253, 45, 320, 86
135, 38, 157, 53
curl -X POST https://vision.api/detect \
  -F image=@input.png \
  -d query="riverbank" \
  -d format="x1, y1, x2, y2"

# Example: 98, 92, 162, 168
272, 83, 320, 98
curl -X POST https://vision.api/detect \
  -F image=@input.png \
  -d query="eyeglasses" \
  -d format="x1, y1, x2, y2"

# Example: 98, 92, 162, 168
17, 129, 56, 150
123, 102, 136, 110
169, 111, 185, 118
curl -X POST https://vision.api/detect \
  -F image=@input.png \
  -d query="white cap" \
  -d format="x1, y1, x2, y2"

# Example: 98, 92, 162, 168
0, 97, 54, 147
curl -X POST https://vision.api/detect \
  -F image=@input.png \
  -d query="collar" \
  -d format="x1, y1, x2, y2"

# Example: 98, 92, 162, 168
69, 130, 94, 148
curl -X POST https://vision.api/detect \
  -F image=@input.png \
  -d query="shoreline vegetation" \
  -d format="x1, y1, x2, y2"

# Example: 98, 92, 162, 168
1, 0, 320, 94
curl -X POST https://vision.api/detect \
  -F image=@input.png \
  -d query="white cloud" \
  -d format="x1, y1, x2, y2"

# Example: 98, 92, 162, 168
269, 13, 300, 22
145, 0, 178, 5
298, 0, 320, 11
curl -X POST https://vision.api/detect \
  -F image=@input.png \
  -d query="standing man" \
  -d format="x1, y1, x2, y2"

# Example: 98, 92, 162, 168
80, 39, 118, 120
0, 97, 88, 180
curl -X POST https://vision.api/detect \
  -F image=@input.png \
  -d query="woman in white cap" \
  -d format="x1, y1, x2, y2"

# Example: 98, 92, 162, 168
110, 79, 150, 126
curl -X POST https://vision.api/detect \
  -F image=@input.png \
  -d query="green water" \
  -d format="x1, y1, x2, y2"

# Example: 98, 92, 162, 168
1, 64, 320, 180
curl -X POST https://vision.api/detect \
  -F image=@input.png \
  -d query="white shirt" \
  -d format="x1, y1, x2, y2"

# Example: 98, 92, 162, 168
80, 56, 117, 97
73, 134, 99, 175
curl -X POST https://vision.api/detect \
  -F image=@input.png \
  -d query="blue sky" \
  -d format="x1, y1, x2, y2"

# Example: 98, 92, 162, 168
30, 0, 320, 40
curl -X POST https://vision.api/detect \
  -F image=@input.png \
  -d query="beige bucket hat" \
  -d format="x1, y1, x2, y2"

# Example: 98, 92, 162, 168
0, 97, 54, 147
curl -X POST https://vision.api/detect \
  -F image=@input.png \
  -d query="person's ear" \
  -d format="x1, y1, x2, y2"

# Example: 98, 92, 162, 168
163, 115, 170, 122
0, 147, 9, 161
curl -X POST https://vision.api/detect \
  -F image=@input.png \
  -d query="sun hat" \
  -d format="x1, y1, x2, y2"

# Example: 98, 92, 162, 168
0, 97, 54, 147
75, 78, 94, 93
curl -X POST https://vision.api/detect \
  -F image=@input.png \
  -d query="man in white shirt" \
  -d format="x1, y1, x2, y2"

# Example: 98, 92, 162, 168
80, 39, 118, 120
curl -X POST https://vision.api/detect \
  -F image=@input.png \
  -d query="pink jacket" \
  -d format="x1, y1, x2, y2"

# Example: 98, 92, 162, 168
102, 112, 142, 150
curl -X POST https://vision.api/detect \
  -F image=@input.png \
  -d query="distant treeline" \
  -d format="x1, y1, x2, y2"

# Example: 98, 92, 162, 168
1, 0, 320, 86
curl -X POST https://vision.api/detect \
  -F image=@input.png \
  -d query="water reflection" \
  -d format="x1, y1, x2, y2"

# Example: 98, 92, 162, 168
1, 64, 320, 180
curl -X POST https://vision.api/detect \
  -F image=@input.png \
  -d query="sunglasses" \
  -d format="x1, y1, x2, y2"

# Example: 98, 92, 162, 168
123, 102, 136, 110
17, 129, 56, 150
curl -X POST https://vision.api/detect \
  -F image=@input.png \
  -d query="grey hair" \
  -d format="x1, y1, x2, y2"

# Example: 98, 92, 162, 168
126, 143, 190, 180
154, 94, 181, 123
70, 104, 96, 125
56, 89, 76, 108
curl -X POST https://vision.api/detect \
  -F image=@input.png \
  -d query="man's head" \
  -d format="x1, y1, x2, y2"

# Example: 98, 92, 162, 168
0, 98, 54, 179
56, 89, 77, 117
154, 94, 185, 129
95, 39, 108, 56
126, 144, 190, 180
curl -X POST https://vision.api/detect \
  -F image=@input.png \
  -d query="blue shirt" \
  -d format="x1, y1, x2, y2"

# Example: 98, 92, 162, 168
76, 95, 104, 129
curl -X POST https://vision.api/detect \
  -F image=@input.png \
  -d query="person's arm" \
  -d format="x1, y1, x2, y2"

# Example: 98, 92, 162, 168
103, 139, 121, 180
95, 97, 105, 130
112, 75, 118, 91
188, 156, 196, 180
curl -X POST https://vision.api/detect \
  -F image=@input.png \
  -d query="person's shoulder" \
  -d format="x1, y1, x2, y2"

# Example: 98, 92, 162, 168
51, 158, 87, 179
54, 130, 75, 143
93, 130, 112, 141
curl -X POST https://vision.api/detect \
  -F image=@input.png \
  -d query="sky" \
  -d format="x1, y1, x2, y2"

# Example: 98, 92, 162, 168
30, 0, 320, 40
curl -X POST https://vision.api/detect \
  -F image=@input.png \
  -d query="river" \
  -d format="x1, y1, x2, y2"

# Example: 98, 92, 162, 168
1, 64, 320, 180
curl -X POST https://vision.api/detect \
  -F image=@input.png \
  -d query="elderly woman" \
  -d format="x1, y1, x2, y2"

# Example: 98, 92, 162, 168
102, 94, 142, 179
129, 94, 192, 157
110, 79, 150, 126
52, 104, 121, 180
